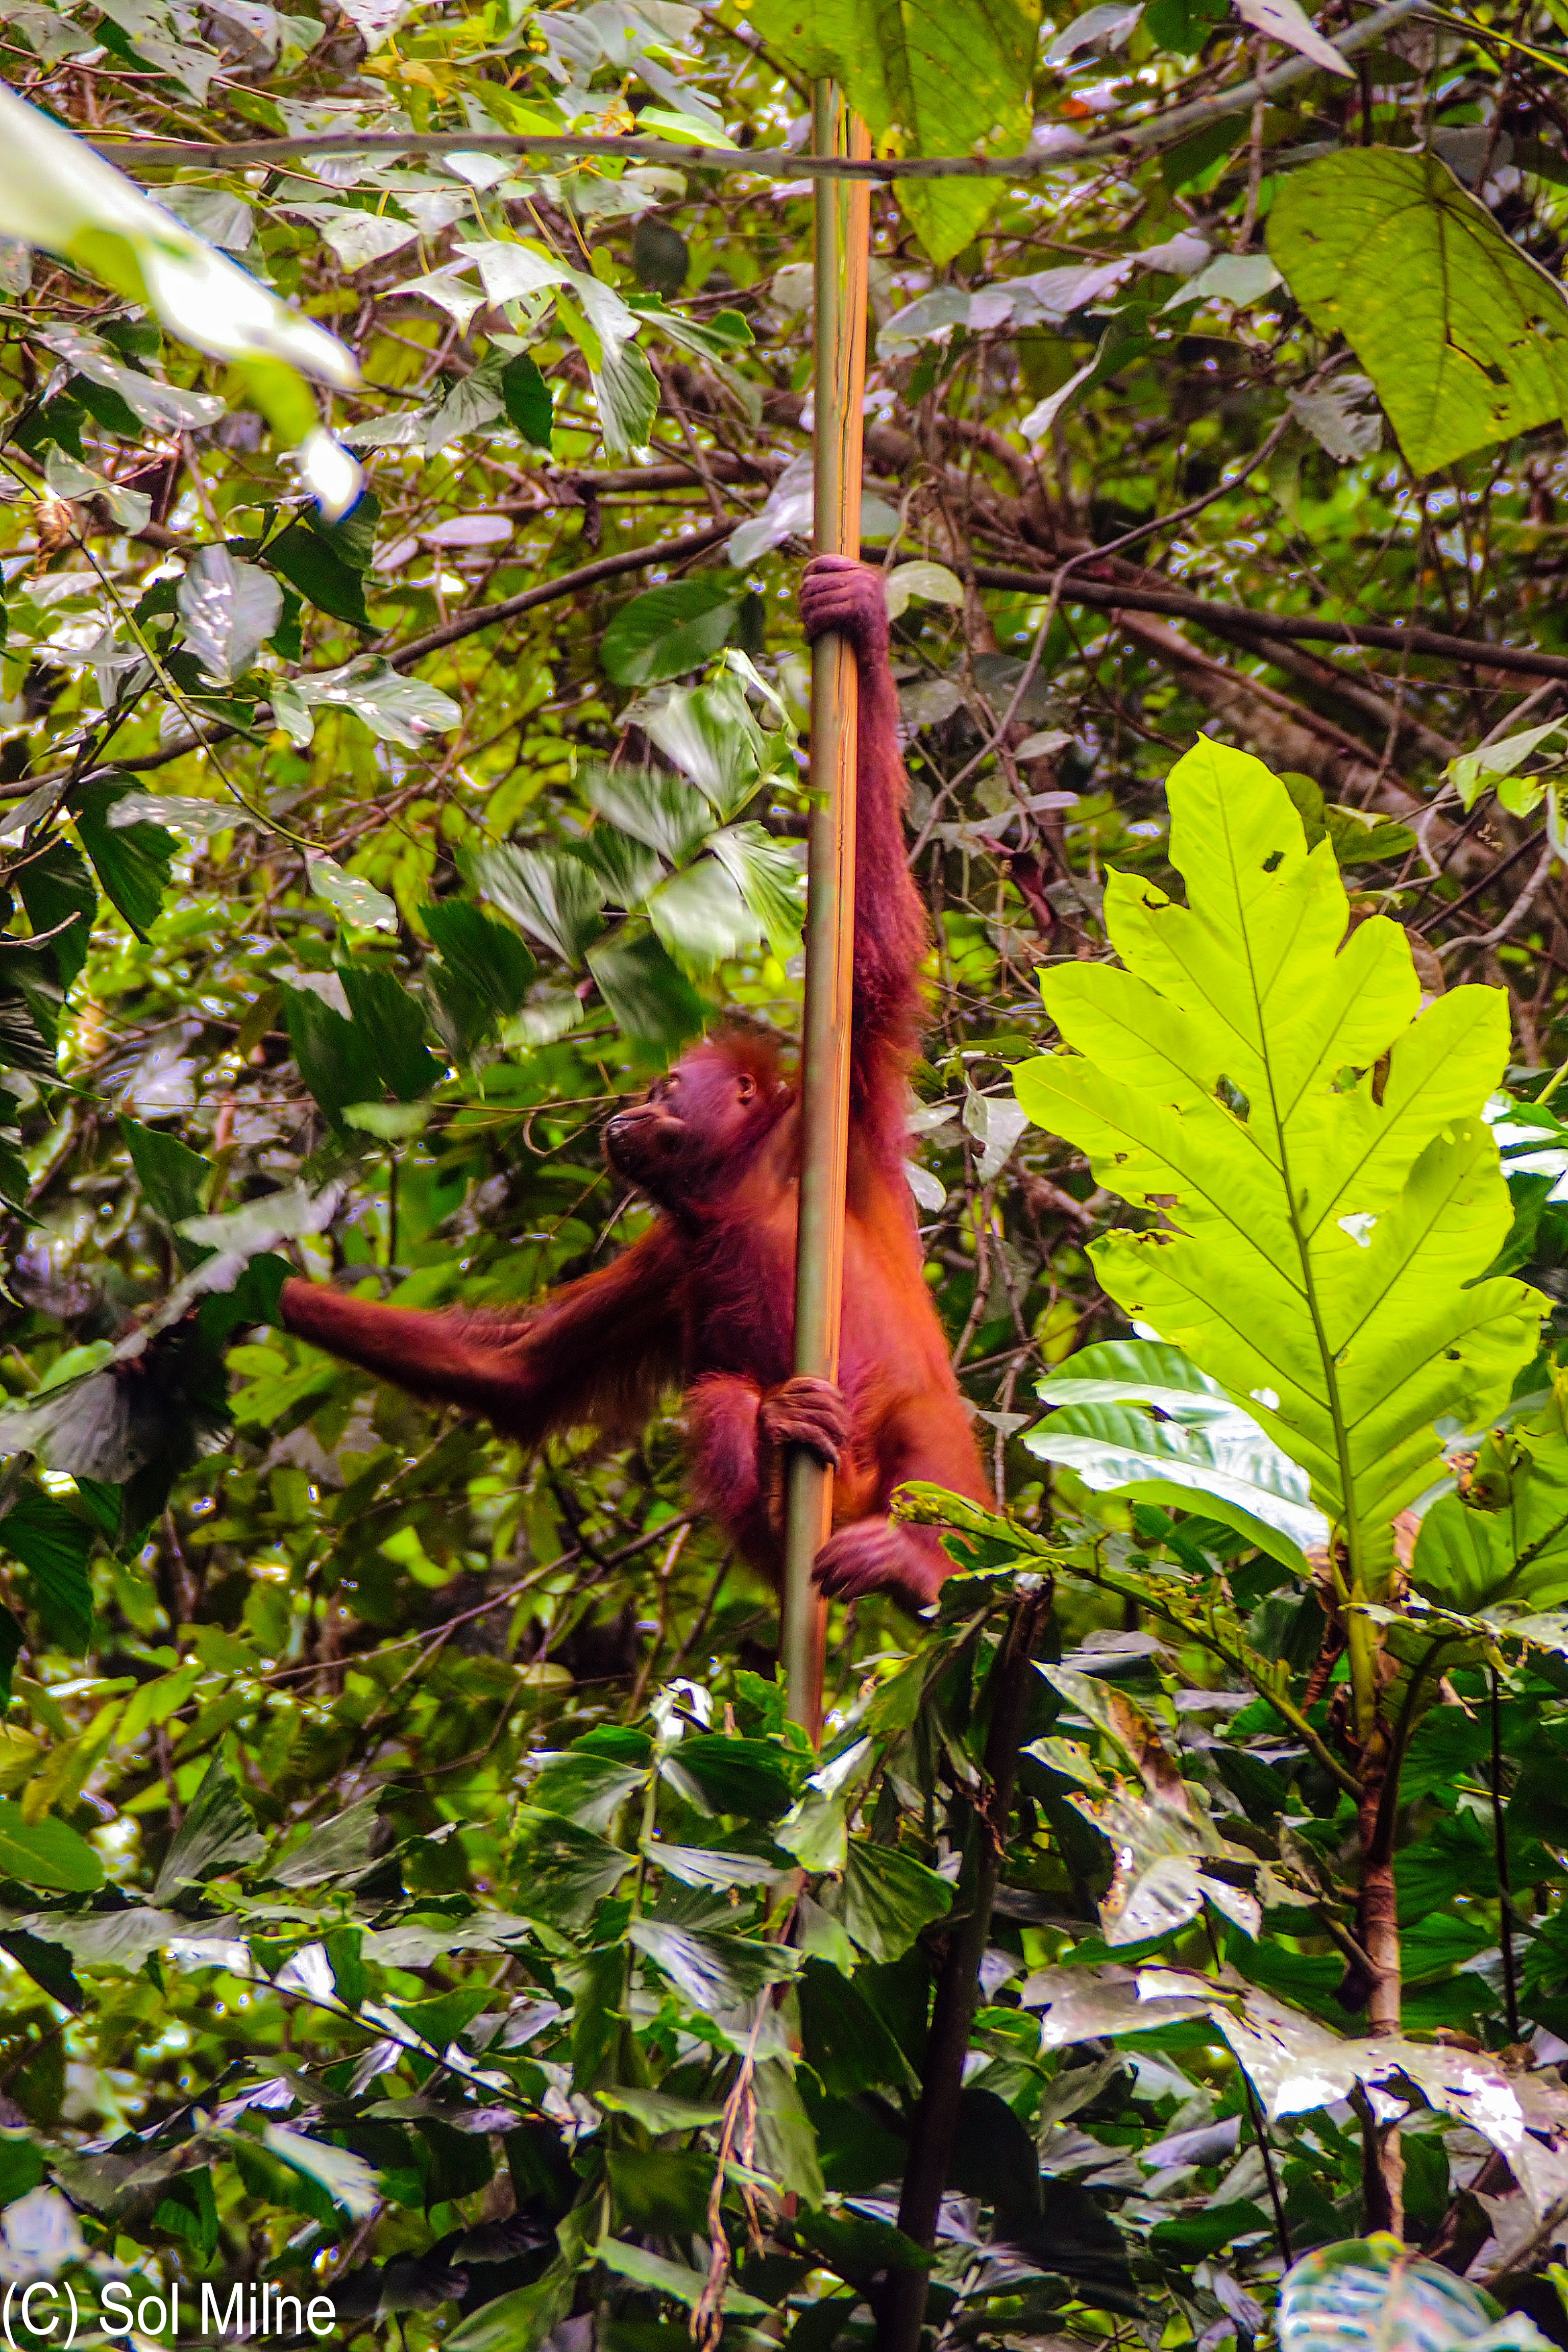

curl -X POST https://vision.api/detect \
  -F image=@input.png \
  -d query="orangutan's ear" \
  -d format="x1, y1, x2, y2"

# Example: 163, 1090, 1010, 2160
737, 1072, 756, 1104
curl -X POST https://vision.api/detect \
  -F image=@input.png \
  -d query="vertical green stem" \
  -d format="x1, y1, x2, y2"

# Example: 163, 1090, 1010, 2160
1492, 1666, 1521, 2041
874, 1586, 1052, 2352
780, 81, 869, 1742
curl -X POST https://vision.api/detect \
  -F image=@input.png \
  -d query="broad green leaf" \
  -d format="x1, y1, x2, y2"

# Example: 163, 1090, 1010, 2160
592, 2085, 726, 2130
572, 825, 665, 910
585, 764, 713, 864
445, 2271, 575, 2352
339, 965, 442, 1100
668, 1732, 796, 1817
264, 520, 370, 627
285, 660, 461, 753
511, 1806, 634, 1928
595, 2239, 771, 2317
500, 350, 553, 447
75, 779, 174, 941
1268, 150, 1568, 475
1412, 1388, 1568, 1619
708, 822, 804, 955
421, 899, 534, 1018
282, 985, 380, 1125
120, 1116, 210, 1228
883, 559, 966, 619
0, 1801, 102, 1892
647, 858, 760, 975
1447, 721, 1568, 813
601, 577, 747, 688
1278, 2235, 1552, 2350
472, 844, 606, 965
153, 1760, 265, 1896
754, 2057, 826, 2207
0, 1483, 95, 1650
628, 1917, 798, 2013
646, 1842, 780, 1886
1014, 737, 1541, 1592
642, 673, 770, 820
744, 0, 1042, 262
591, 339, 659, 460
261, 2126, 378, 2219
586, 927, 705, 1048
842, 1839, 952, 1961
606, 2146, 712, 2233
1025, 1337, 1328, 1572
268, 1799, 381, 1888
15, 837, 94, 990
177, 545, 281, 684
529, 1747, 647, 1832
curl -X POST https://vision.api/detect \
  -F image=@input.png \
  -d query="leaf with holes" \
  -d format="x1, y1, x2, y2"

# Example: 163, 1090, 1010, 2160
1269, 150, 1568, 474
1013, 736, 1541, 1595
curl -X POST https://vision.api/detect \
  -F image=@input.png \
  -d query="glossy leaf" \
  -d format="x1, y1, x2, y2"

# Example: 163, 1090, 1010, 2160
1025, 1337, 1328, 1572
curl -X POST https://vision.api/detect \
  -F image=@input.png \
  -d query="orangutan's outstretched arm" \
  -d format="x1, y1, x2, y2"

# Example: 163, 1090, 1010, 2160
278, 1222, 685, 1446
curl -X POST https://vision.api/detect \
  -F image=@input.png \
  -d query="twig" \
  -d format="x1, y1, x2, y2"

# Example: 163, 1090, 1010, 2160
91, 5, 1420, 182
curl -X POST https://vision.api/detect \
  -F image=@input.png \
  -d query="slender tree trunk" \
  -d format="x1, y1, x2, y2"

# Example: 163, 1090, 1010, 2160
1359, 1757, 1404, 2234
874, 1585, 1051, 2352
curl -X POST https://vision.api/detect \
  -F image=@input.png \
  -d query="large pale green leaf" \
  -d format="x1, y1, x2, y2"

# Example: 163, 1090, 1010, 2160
1014, 737, 1541, 1592
647, 858, 760, 975
585, 765, 714, 864
1025, 1337, 1328, 1573
1278, 2236, 1552, 2350
708, 822, 804, 955
1268, 150, 1568, 475
744, 0, 1041, 262
471, 844, 606, 966
641, 673, 772, 821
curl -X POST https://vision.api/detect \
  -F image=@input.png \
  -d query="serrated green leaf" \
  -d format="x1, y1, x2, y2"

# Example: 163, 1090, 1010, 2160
585, 763, 714, 864
0, 1484, 94, 1651
708, 821, 803, 955
628, 1917, 798, 2013
153, 1759, 265, 1896
586, 926, 705, 1048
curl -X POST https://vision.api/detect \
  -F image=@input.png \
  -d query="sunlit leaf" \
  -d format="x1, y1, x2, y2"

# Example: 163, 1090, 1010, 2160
1269, 150, 1568, 474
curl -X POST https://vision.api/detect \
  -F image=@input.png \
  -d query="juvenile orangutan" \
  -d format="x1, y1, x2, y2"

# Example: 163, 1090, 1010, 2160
278, 556, 988, 1607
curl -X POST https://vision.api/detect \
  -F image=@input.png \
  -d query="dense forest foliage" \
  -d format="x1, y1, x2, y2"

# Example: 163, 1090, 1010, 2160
3, 0, 1568, 2342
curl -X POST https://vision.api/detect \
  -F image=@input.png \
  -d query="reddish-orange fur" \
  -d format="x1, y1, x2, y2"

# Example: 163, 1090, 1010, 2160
279, 559, 987, 1607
